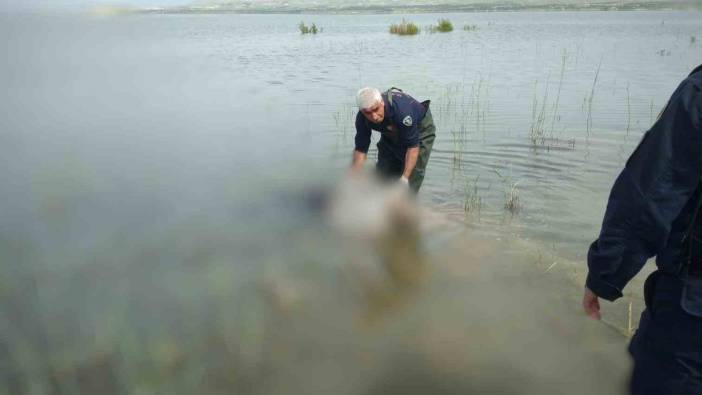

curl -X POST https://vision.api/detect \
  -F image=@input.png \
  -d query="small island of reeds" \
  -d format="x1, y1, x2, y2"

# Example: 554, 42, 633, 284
299, 22, 320, 34
389, 19, 420, 35
429, 18, 454, 33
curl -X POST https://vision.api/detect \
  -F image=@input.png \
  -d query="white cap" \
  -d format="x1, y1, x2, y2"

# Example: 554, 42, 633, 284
356, 87, 382, 110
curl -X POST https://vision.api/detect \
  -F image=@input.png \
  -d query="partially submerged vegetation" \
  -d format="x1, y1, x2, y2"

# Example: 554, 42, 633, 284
463, 175, 482, 215
494, 169, 521, 215
585, 60, 602, 136
298, 22, 320, 34
504, 181, 520, 214
428, 18, 454, 33
389, 19, 420, 35
529, 51, 574, 150
463, 24, 478, 31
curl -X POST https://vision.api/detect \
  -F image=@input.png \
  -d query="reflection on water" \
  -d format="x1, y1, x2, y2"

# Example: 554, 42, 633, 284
0, 10, 700, 394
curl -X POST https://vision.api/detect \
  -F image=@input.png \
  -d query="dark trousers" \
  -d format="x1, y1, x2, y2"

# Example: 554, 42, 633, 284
628, 271, 702, 394
375, 108, 436, 194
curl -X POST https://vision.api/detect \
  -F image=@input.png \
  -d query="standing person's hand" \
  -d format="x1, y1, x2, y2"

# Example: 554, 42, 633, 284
582, 287, 601, 320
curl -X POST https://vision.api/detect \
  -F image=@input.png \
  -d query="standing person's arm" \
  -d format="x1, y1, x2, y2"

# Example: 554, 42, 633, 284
351, 112, 372, 173
584, 78, 702, 319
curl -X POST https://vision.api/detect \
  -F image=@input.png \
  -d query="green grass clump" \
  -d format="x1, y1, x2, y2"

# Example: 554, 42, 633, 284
435, 19, 453, 32
428, 19, 453, 33
463, 24, 478, 31
389, 19, 420, 35
299, 22, 319, 34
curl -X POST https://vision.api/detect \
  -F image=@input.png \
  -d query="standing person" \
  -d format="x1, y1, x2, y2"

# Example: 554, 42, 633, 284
351, 87, 436, 194
583, 65, 702, 394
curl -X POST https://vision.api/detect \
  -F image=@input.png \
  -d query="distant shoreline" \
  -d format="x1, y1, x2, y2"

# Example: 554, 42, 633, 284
127, 1, 699, 15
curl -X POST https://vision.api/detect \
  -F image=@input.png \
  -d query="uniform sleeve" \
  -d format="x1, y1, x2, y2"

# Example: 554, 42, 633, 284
354, 112, 372, 153
587, 80, 702, 301
394, 103, 420, 148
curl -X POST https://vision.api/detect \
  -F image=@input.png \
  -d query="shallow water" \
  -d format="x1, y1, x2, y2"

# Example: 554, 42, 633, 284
0, 10, 700, 393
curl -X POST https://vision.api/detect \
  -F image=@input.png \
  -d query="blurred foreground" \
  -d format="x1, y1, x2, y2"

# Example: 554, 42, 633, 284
1, 177, 630, 394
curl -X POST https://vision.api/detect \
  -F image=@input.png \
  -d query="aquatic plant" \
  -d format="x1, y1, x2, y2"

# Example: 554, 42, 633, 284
493, 169, 521, 215
451, 127, 465, 169
585, 60, 601, 136
463, 175, 482, 215
389, 19, 420, 35
436, 19, 454, 32
526, 54, 564, 147
504, 181, 520, 214
463, 24, 478, 31
428, 19, 453, 33
529, 79, 549, 145
691, 35, 697, 44
464, 75, 489, 139
299, 22, 319, 34
549, 51, 567, 136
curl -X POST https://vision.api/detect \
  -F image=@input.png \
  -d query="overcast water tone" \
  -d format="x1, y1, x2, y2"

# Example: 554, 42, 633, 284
1, 10, 700, 394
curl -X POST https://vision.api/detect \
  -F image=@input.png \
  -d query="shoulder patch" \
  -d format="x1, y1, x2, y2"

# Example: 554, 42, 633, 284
402, 115, 413, 127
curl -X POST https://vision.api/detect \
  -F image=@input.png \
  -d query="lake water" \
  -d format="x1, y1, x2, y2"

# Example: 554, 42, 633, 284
1, 10, 700, 394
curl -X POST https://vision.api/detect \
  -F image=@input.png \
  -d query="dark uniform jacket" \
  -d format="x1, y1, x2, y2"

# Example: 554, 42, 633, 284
354, 89, 427, 155
587, 65, 702, 315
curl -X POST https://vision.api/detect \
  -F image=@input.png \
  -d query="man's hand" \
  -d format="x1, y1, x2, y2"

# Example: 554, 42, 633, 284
350, 150, 367, 173
398, 176, 410, 188
582, 287, 601, 320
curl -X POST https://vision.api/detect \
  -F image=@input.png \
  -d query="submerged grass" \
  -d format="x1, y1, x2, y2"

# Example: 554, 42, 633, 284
463, 24, 478, 31
389, 19, 420, 35
463, 175, 482, 216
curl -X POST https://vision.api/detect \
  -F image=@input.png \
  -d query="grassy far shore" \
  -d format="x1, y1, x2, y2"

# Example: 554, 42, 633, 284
96, 1, 701, 15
